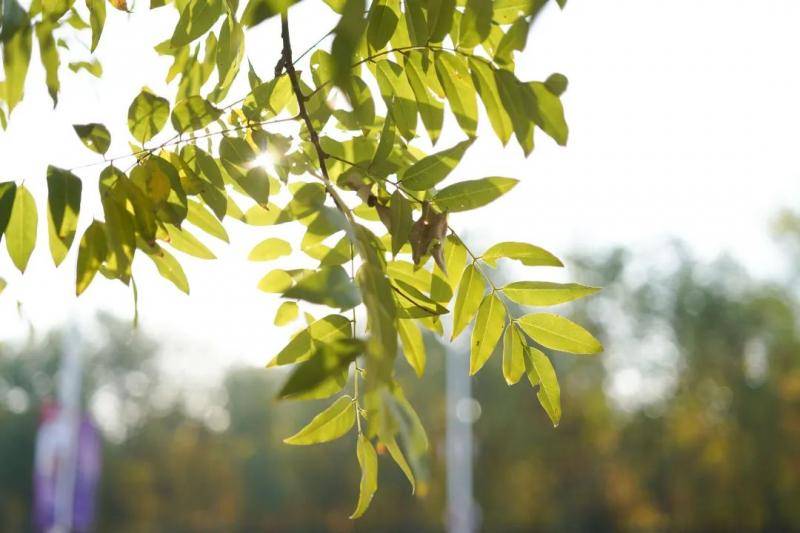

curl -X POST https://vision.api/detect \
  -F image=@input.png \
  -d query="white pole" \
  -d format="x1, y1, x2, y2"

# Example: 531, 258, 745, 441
446, 346, 475, 533
52, 324, 82, 533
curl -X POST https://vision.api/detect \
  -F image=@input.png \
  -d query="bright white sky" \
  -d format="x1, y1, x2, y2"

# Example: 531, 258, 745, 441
1, 0, 799, 387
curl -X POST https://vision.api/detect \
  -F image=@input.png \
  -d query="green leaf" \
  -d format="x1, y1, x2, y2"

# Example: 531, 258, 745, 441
269, 314, 351, 366
86, 0, 106, 51
525, 346, 561, 426
170, 0, 223, 48
241, 0, 293, 27
284, 395, 356, 445
405, 0, 428, 45
366, 0, 398, 50
165, 224, 215, 259
481, 241, 562, 268
469, 292, 506, 375
0, 182, 18, 243
405, 51, 443, 144
331, 0, 366, 87
389, 190, 412, 256
170, 96, 222, 132
101, 191, 135, 283
503, 281, 599, 306
494, 17, 529, 65
496, 68, 534, 155
75, 220, 107, 295
350, 434, 378, 519
502, 323, 525, 385
3, 19, 32, 113
284, 266, 361, 310
530, 81, 568, 146
435, 52, 478, 137
398, 318, 425, 377
5, 185, 37, 273
545, 73, 568, 96
435, 177, 518, 212
0, 278, 6, 295
73, 123, 110, 154
493, 0, 543, 23
354, 225, 398, 386
517, 313, 603, 355
451, 263, 485, 339
274, 300, 299, 326
46, 166, 82, 266
427, 0, 454, 42
469, 57, 512, 145
400, 138, 473, 190
458, 0, 491, 48
212, 15, 244, 102
128, 89, 170, 143
248, 237, 291, 261
68, 60, 102, 77
35, 21, 59, 106
376, 59, 418, 140
278, 339, 361, 400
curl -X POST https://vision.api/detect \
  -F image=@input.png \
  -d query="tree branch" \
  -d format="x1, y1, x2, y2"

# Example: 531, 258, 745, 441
279, 11, 354, 225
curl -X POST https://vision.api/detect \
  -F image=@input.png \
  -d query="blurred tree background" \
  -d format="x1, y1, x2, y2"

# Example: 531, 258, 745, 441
2, 216, 800, 532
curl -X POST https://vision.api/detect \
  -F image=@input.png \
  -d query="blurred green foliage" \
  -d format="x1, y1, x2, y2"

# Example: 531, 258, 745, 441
2, 232, 800, 531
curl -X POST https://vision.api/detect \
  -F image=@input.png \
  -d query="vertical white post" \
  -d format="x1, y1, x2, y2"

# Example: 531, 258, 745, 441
53, 324, 82, 533
446, 347, 475, 533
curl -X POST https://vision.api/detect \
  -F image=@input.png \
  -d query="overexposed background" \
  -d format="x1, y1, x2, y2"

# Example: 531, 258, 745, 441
1, 0, 799, 390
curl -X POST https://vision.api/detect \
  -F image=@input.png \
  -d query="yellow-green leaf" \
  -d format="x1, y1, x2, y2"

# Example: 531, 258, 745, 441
481, 241, 562, 268
274, 300, 299, 326
502, 323, 525, 385
268, 313, 351, 366
165, 224, 215, 259
400, 138, 473, 191
128, 89, 170, 143
75, 220, 107, 295
258, 269, 294, 293
5, 185, 37, 273
398, 318, 425, 377
186, 199, 228, 242
170, 0, 223, 48
518, 313, 603, 355
3, 20, 32, 113
469, 292, 506, 375
435, 52, 477, 137
350, 434, 378, 519
35, 21, 59, 106
405, 51, 443, 144
170, 95, 222, 133
86, 0, 106, 51
503, 281, 600, 306
530, 81, 568, 146
451, 263, 485, 339
469, 57, 512, 145
435, 177, 518, 212
389, 190, 412, 257
248, 237, 291, 261
284, 395, 355, 445
284, 266, 361, 310
73, 123, 111, 154
384, 434, 415, 493
524, 346, 561, 426
144, 244, 190, 294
